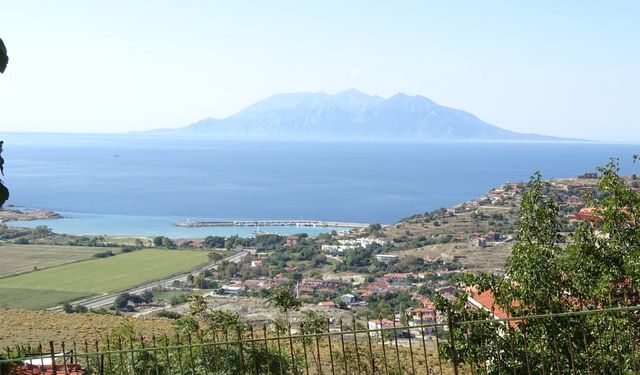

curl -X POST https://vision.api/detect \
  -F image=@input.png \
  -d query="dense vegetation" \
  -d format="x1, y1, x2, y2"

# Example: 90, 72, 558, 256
438, 160, 640, 373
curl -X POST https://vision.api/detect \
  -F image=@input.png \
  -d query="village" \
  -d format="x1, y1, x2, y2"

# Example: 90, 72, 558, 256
88, 174, 608, 339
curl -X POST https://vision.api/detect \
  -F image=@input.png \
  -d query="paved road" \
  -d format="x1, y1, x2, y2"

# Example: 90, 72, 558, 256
49, 251, 247, 312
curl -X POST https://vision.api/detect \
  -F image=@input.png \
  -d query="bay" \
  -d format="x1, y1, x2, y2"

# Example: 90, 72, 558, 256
1, 133, 637, 237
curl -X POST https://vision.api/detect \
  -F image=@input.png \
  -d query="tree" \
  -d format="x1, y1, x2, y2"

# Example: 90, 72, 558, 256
267, 285, 301, 317
152, 236, 164, 247
141, 290, 154, 304
161, 236, 173, 248
311, 253, 327, 267
62, 302, 73, 313
208, 251, 223, 262
438, 161, 640, 374
114, 293, 130, 310
204, 236, 226, 248
366, 223, 383, 236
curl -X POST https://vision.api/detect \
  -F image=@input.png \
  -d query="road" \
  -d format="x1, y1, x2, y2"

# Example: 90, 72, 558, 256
48, 251, 247, 312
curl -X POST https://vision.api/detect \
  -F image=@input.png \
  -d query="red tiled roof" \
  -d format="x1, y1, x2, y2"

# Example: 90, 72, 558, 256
11, 364, 85, 375
467, 287, 520, 328
573, 207, 601, 223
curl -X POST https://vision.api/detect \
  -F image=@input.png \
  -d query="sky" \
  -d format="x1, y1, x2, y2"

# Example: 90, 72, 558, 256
0, 1, 639, 142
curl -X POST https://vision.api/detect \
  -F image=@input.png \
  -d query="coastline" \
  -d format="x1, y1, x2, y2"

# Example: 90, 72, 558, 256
0, 207, 63, 225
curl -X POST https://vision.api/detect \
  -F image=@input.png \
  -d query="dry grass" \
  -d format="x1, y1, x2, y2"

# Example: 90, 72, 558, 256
394, 242, 513, 272
0, 309, 174, 347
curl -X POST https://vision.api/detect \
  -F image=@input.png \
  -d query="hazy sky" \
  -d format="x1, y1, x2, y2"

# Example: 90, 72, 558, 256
1, 1, 639, 141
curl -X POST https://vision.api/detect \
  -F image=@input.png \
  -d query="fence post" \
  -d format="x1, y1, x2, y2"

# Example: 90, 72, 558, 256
447, 307, 460, 375
49, 341, 56, 372
236, 326, 245, 375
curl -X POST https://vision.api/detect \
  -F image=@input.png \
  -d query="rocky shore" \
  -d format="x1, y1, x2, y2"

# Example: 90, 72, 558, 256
0, 207, 63, 224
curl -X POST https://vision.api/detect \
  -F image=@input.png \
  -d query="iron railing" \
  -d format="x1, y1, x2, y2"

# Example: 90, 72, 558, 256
1, 305, 640, 374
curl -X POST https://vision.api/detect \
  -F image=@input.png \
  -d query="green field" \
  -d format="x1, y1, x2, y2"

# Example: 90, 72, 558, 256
0, 244, 108, 277
0, 287, 90, 310
0, 249, 208, 295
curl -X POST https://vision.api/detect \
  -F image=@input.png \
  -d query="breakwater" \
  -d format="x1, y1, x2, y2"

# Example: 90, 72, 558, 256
175, 219, 369, 229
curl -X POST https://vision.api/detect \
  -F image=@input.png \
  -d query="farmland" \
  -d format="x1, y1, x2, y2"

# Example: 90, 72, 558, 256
0, 244, 108, 276
0, 249, 209, 308
0, 288, 89, 310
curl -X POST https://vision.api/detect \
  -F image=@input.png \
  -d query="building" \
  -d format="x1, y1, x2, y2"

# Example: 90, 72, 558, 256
367, 319, 396, 336
466, 287, 518, 328
221, 283, 244, 295
340, 293, 357, 305
375, 254, 398, 264
286, 236, 299, 246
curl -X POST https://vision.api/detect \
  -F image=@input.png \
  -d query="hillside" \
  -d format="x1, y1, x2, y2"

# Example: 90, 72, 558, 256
146, 89, 569, 141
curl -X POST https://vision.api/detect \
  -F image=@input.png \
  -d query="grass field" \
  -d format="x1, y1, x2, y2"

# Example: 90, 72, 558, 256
0, 288, 90, 310
0, 244, 108, 276
0, 249, 209, 295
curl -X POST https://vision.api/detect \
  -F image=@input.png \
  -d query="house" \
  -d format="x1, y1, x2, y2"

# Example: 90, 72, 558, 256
286, 236, 299, 246
9, 354, 85, 375
340, 293, 357, 305
375, 254, 398, 264
221, 283, 244, 295
367, 319, 399, 337
11, 363, 85, 375
572, 207, 601, 223
466, 287, 519, 328
243, 278, 273, 291
406, 307, 437, 334
250, 260, 262, 268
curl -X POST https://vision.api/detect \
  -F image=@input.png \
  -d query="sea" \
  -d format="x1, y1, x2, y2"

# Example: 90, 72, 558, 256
1, 133, 638, 237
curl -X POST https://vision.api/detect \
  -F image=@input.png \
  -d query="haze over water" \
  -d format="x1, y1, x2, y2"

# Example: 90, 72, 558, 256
3, 133, 638, 237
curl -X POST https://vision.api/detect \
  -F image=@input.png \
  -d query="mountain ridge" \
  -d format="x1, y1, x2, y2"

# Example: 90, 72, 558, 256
145, 89, 575, 141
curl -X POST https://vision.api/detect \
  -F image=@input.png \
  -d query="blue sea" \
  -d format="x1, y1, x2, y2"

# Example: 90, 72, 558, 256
1, 133, 637, 237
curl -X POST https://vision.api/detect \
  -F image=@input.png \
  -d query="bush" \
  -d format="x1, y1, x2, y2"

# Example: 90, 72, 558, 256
94, 250, 115, 258
154, 310, 183, 319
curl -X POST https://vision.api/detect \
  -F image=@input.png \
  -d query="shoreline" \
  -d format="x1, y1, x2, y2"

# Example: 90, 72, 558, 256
0, 207, 63, 225
175, 219, 371, 229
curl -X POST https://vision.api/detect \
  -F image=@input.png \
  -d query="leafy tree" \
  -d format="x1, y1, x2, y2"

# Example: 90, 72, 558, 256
208, 251, 223, 262
62, 302, 73, 313
140, 290, 154, 304
267, 285, 302, 317
204, 235, 225, 248
152, 236, 164, 247
366, 223, 383, 235
114, 293, 130, 310
438, 161, 640, 374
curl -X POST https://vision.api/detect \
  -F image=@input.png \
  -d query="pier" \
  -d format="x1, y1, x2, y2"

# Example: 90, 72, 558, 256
174, 219, 370, 229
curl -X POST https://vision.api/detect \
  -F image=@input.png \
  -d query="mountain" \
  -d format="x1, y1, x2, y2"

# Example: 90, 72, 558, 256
146, 89, 569, 141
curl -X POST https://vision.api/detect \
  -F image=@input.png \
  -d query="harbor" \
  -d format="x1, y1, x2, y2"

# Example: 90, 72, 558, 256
175, 219, 370, 229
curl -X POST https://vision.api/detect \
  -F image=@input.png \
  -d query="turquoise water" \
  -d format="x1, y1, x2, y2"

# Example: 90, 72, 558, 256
1, 133, 638, 237
8, 211, 349, 237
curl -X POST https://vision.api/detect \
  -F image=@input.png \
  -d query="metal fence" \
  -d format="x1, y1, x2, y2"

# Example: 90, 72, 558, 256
1, 305, 640, 374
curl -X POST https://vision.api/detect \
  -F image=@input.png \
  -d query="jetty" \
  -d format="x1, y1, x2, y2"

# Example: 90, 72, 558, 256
175, 219, 370, 229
